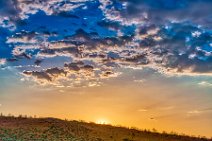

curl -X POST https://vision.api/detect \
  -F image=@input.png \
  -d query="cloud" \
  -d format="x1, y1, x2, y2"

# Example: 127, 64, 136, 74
0, 0, 19, 30
134, 79, 145, 83
198, 81, 212, 87
15, 0, 91, 19
187, 110, 201, 115
0, 59, 6, 65
22, 60, 120, 86
23, 67, 67, 82
1, 0, 212, 86
0, 16, 16, 31
187, 108, 212, 117
6, 31, 38, 44
23, 70, 53, 82
137, 106, 174, 114
7, 25, 212, 86
118, 0, 212, 28
99, 0, 146, 26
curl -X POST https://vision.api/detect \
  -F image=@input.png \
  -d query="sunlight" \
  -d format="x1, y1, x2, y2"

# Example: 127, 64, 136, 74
95, 119, 110, 125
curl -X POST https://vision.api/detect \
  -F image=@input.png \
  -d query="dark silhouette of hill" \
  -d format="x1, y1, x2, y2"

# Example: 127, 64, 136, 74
0, 115, 211, 141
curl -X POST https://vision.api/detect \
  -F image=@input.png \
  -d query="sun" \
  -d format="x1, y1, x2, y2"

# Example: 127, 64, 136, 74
95, 119, 110, 125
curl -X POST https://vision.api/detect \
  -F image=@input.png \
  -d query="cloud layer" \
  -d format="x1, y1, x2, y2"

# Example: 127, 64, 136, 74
0, 0, 212, 86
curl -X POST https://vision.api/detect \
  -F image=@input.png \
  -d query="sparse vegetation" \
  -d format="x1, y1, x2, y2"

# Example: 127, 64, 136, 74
0, 115, 211, 141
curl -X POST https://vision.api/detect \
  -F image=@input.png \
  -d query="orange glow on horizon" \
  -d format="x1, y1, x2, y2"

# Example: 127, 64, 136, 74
95, 118, 110, 125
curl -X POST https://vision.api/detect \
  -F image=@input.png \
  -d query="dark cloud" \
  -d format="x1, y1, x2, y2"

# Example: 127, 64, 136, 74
0, 0, 18, 16
119, 0, 212, 28
23, 70, 52, 82
23, 67, 67, 82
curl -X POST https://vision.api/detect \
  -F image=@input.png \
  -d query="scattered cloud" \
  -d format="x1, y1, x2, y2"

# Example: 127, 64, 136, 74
0, 59, 6, 65
137, 105, 175, 114
119, 0, 212, 28
198, 81, 212, 87
187, 110, 201, 115
187, 108, 212, 117
134, 79, 145, 83
0, 0, 211, 86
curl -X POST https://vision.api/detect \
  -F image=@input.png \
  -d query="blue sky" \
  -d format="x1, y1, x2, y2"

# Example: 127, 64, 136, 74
0, 0, 211, 86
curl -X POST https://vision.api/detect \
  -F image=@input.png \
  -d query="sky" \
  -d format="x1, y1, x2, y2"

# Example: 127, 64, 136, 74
0, 0, 212, 138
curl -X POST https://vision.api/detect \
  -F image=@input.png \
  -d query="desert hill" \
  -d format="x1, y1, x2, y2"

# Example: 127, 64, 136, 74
0, 116, 211, 141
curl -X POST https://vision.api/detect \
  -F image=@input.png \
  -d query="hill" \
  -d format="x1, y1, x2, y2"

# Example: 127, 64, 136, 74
0, 116, 211, 141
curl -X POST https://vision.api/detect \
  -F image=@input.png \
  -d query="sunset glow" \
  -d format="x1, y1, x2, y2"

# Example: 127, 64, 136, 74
95, 119, 110, 125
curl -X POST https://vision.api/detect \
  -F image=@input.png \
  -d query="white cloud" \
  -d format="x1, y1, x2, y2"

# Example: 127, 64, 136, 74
99, 0, 147, 26
198, 81, 212, 87
192, 31, 201, 38
0, 59, 6, 65
16, 0, 91, 20
134, 79, 145, 83
187, 110, 201, 114
0, 17, 16, 31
